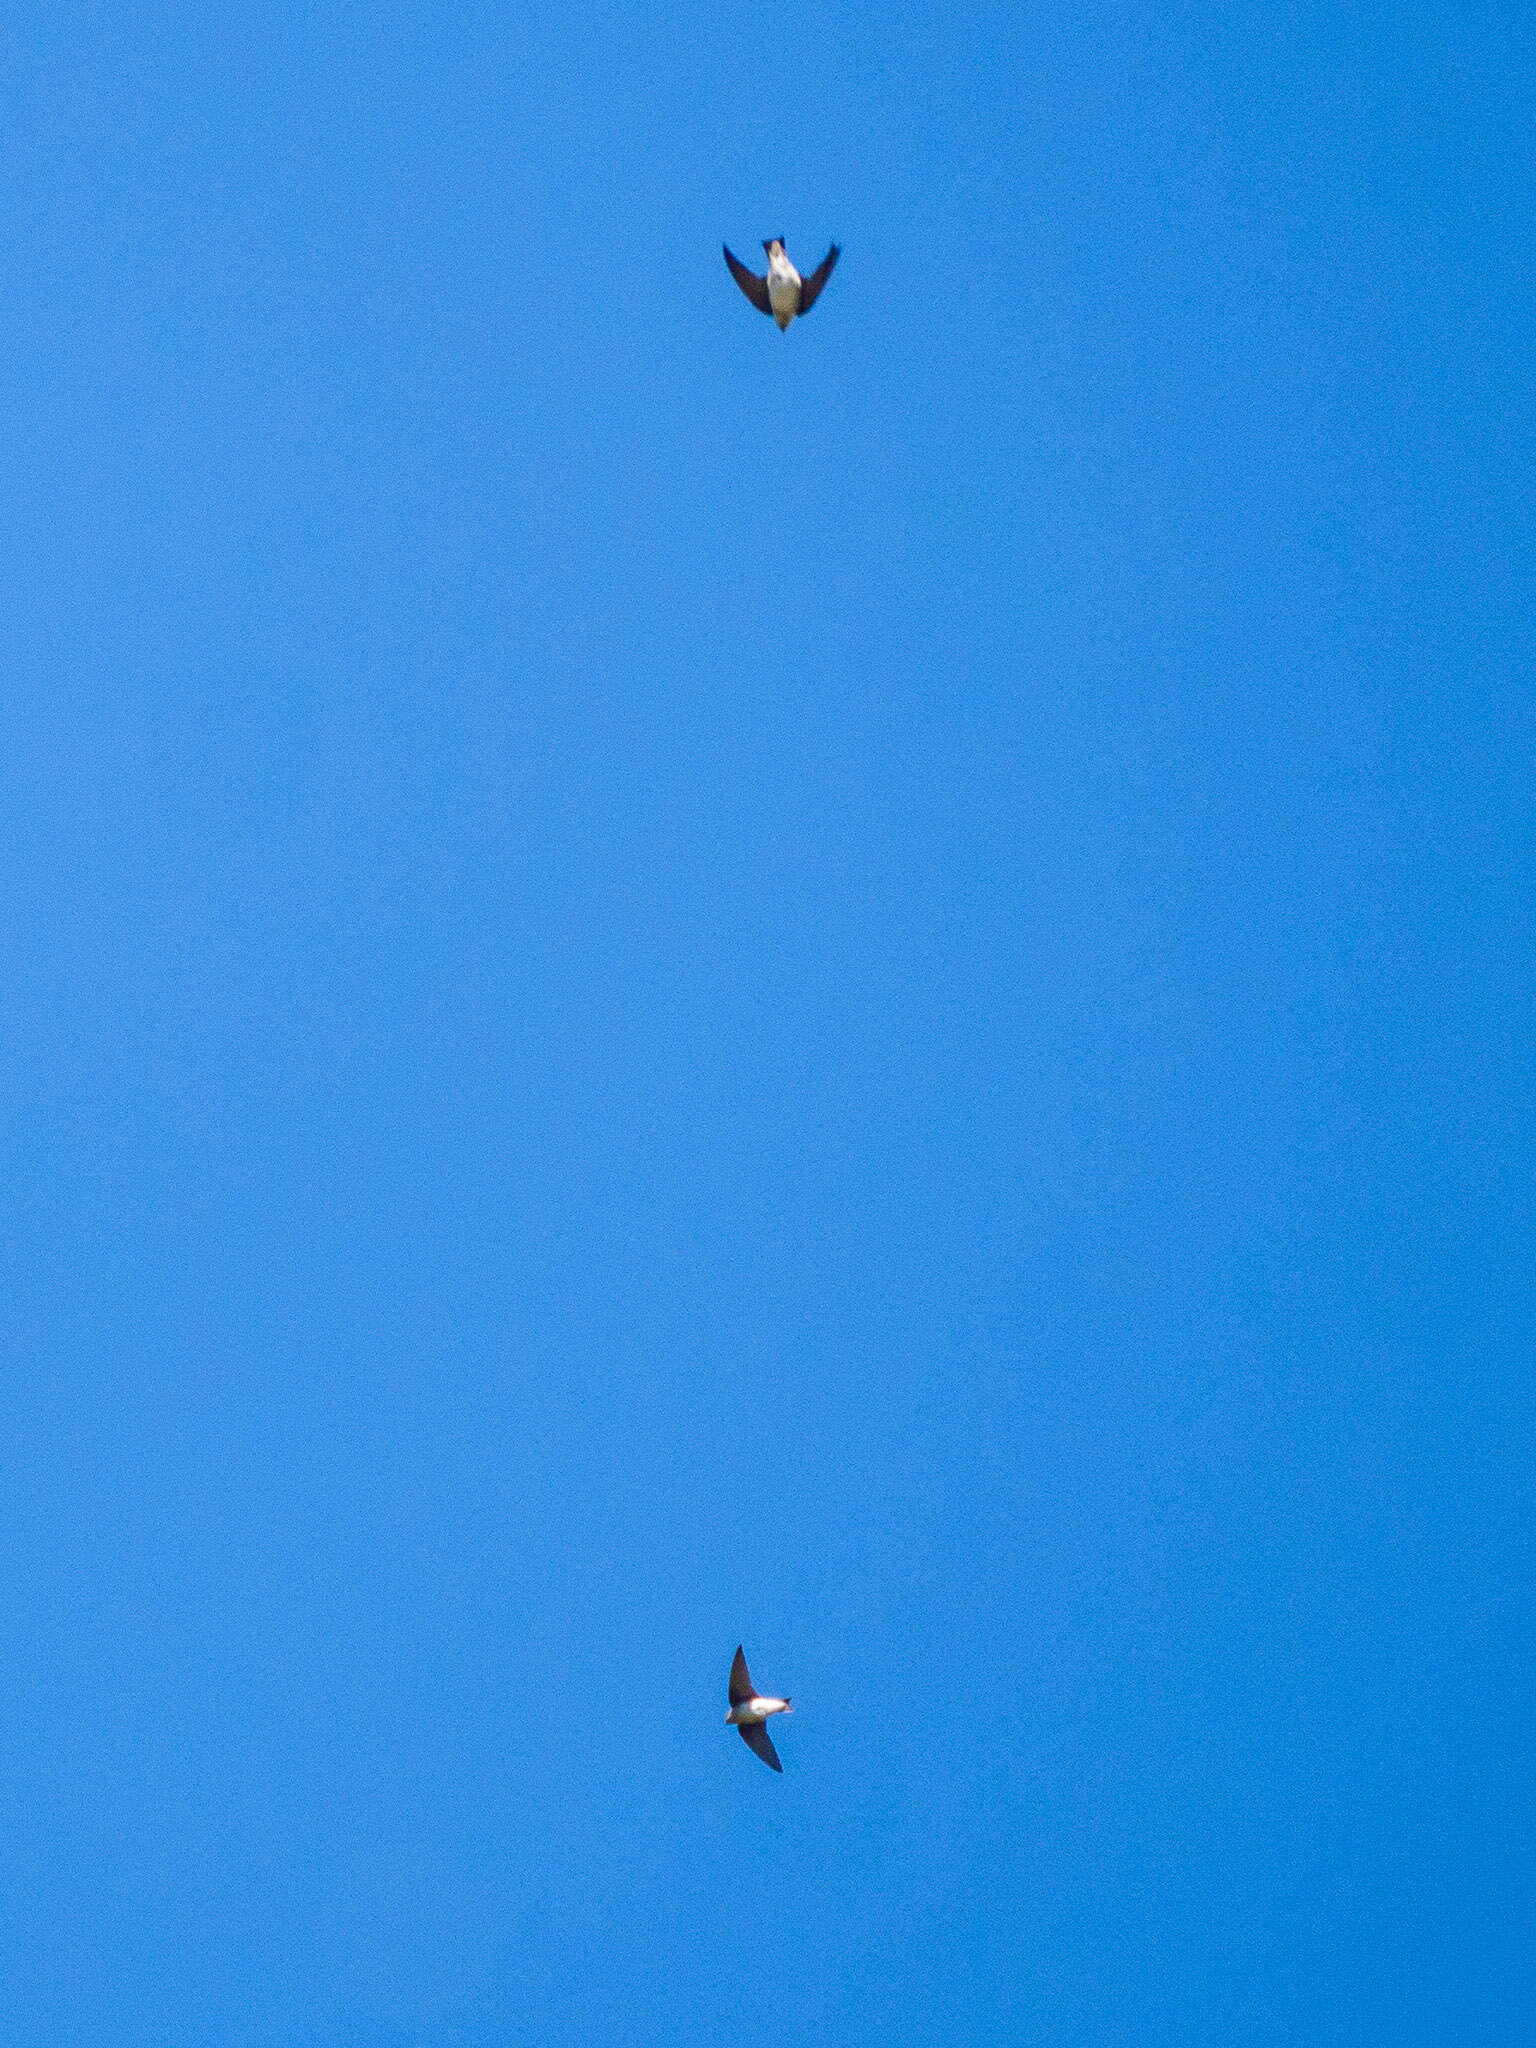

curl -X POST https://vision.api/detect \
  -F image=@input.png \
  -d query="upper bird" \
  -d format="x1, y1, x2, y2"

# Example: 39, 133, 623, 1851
723, 239, 840, 331
726, 1645, 792, 1770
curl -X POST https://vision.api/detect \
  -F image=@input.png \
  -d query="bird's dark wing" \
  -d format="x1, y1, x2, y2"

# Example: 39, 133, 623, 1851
738, 1720, 783, 1771
795, 244, 840, 315
723, 245, 772, 315
729, 1646, 755, 1707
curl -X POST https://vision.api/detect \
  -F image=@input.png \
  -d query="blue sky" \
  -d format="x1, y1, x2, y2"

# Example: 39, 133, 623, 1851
2, 2, 1532, 2042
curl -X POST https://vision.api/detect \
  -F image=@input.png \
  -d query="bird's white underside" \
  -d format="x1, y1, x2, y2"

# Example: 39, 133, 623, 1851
766, 252, 801, 329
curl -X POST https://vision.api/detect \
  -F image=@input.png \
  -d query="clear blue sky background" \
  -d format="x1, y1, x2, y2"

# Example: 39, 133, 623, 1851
2, 3, 1532, 2042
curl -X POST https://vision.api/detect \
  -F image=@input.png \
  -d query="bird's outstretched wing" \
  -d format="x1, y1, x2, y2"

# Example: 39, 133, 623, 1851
729, 1646, 756, 1707
738, 1720, 783, 1771
723, 245, 772, 315
796, 244, 840, 315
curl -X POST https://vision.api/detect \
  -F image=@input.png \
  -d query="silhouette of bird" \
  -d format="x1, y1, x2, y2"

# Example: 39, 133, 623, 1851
725, 1645, 792, 1770
723, 240, 840, 330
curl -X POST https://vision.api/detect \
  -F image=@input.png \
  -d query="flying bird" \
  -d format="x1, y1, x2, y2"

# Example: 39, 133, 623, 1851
723, 239, 840, 331
726, 1645, 792, 1770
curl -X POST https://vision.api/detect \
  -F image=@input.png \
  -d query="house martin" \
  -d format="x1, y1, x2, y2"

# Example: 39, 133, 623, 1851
726, 1645, 792, 1770
723, 240, 840, 330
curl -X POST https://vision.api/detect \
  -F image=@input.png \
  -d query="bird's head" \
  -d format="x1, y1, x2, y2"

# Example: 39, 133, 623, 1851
763, 238, 785, 257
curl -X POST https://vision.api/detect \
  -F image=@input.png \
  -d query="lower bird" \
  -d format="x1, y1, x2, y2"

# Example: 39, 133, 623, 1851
726, 1645, 792, 1770
723, 239, 840, 331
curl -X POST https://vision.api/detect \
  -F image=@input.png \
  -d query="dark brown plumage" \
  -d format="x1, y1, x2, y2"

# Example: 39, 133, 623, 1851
723, 244, 772, 315
738, 1719, 783, 1771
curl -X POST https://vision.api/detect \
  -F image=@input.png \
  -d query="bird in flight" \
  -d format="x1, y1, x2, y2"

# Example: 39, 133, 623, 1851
726, 1645, 792, 1770
723, 239, 840, 331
